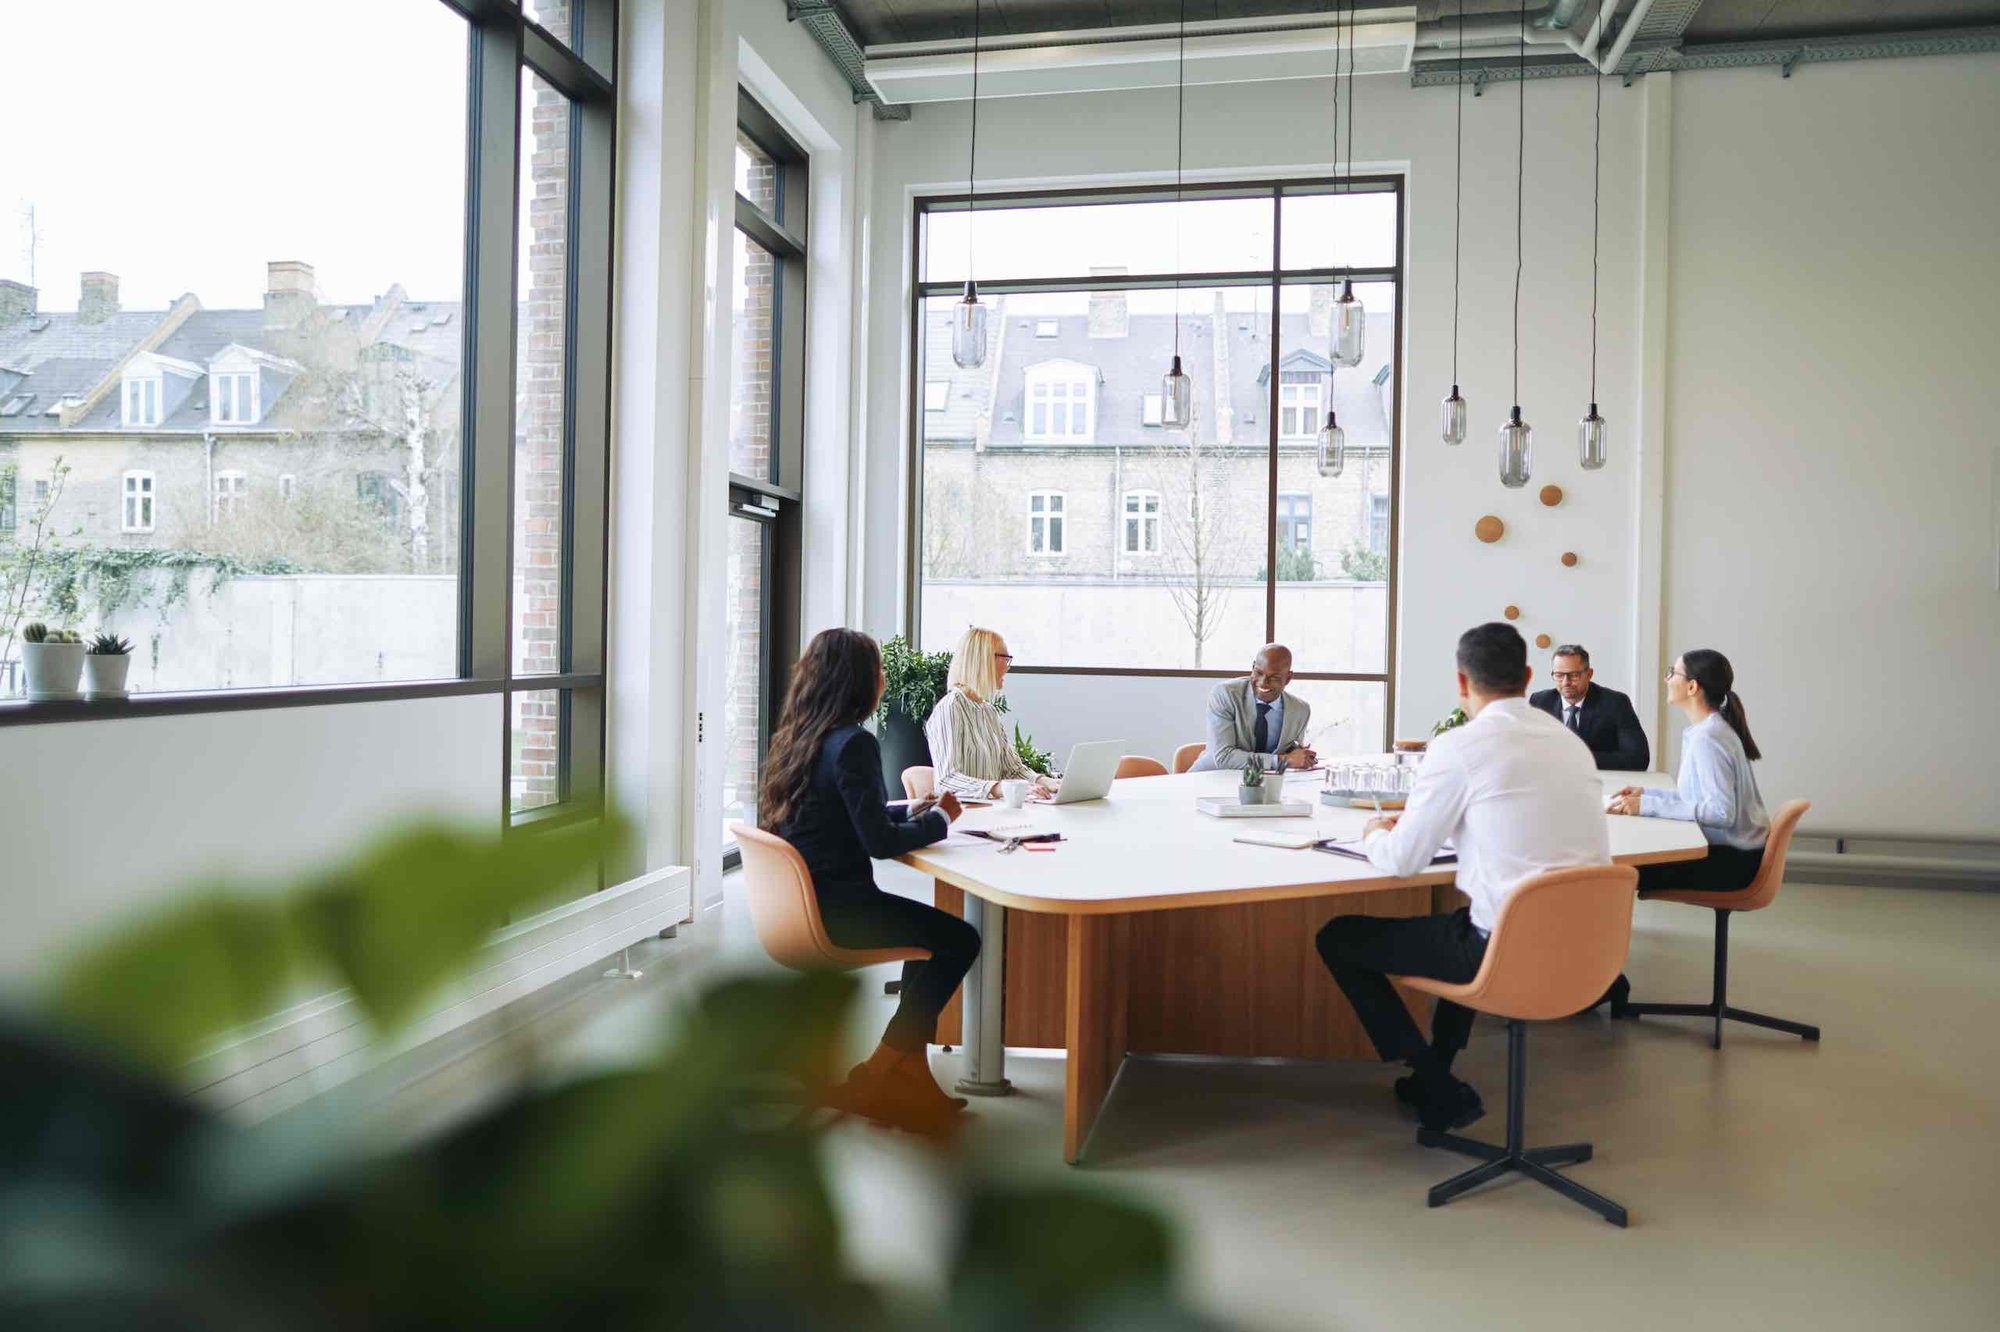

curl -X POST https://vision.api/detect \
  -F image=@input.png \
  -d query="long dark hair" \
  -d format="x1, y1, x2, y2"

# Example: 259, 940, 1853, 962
1681, 648, 1761, 761
760, 628, 882, 831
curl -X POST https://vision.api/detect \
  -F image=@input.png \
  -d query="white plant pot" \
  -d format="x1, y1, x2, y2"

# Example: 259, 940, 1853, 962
1239, 783, 1276, 806
23, 641, 86, 701
84, 652, 133, 699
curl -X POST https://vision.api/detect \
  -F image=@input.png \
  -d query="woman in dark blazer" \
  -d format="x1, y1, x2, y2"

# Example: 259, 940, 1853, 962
761, 627, 979, 1134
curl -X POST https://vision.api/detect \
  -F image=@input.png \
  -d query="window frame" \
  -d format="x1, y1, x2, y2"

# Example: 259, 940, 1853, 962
123, 375, 162, 428
213, 469, 248, 520
2, 0, 626, 834
1278, 378, 1322, 441
1278, 490, 1313, 553
1027, 489, 1067, 556
211, 370, 258, 425
122, 470, 156, 533
1122, 488, 1162, 556
906, 177, 1404, 747
1022, 361, 1096, 443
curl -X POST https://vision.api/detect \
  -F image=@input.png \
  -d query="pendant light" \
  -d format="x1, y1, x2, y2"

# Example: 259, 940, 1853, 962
1579, 58, 1608, 470
951, 1, 988, 368
1498, 1, 1532, 489
1161, 0, 1194, 429
1316, 0, 1348, 474
1331, 0, 1364, 368
1441, 0, 1467, 445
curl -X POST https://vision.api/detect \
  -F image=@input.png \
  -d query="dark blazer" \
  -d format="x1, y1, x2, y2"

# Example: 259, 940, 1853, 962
1528, 682, 1651, 771
777, 724, 948, 906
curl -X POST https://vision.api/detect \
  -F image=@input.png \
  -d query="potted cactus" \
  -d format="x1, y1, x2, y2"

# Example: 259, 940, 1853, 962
22, 622, 86, 701
1239, 757, 1276, 806
84, 631, 135, 699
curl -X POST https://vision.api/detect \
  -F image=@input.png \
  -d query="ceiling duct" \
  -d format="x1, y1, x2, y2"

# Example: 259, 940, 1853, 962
788, 0, 911, 120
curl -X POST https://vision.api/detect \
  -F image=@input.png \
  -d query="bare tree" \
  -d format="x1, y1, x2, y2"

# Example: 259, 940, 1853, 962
1145, 411, 1250, 669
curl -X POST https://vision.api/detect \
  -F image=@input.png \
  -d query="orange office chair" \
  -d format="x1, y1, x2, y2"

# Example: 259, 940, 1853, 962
1171, 742, 1206, 773
901, 766, 935, 801
1114, 755, 1169, 779
1397, 865, 1640, 1227
732, 824, 931, 973
1616, 799, 1820, 1048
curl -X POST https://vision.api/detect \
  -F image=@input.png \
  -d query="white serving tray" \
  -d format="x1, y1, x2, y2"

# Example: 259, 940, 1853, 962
1196, 797, 1315, 818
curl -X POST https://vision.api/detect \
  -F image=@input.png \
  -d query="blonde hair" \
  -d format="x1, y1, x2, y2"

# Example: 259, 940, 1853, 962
949, 626, 1007, 702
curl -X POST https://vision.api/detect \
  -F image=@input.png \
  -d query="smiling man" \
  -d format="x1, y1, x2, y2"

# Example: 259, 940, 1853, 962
1527, 643, 1651, 772
1190, 643, 1316, 772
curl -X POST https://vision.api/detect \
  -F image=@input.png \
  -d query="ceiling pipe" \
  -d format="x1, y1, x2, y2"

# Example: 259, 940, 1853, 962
1596, 0, 1657, 73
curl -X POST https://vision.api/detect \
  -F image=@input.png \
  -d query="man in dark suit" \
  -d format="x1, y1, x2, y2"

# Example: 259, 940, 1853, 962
1528, 643, 1651, 771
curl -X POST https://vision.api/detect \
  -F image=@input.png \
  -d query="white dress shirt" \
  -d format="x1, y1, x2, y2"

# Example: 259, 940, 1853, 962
1364, 696, 1612, 934
1640, 711, 1768, 850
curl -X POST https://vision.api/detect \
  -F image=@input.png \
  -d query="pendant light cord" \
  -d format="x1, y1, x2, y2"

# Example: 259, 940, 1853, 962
1344, 0, 1356, 186
1512, 0, 1525, 407
1589, 59, 1601, 402
1173, 0, 1187, 362
965, 0, 980, 281
1451, 0, 1462, 385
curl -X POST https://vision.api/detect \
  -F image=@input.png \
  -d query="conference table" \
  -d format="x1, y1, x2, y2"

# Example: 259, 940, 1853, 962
900, 765, 1703, 1164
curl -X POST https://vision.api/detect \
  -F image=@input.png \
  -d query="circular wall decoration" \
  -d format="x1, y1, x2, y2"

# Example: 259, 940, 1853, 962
1535, 634, 1553, 649
1539, 485, 1564, 507
1475, 515, 1505, 543
1504, 605, 1521, 621
1561, 551, 1579, 568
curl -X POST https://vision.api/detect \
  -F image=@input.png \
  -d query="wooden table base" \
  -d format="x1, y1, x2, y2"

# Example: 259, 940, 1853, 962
933, 880, 1436, 1163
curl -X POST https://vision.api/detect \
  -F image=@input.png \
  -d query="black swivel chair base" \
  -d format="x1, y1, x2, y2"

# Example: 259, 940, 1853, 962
1615, 908, 1822, 1050
1418, 1019, 1628, 1228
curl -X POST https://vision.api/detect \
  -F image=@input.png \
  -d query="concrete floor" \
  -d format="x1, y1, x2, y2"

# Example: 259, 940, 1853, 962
384, 870, 2000, 1331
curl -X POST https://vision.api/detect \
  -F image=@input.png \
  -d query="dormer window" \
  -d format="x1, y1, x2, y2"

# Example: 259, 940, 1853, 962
213, 371, 259, 424
1023, 361, 1097, 443
123, 376, 162, 427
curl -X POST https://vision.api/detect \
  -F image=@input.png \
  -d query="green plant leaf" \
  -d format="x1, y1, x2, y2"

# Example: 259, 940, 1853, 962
950, 1184, 1180, 1331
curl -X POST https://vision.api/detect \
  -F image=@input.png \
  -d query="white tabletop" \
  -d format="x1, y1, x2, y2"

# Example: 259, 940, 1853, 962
901, 768, 1704, 915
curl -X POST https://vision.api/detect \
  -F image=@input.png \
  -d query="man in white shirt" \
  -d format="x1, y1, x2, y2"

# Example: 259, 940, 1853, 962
1315, 622, 1611, 1132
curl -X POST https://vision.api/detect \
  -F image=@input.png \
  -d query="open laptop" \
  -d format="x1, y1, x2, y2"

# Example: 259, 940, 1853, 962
1049, 739, 1128, 805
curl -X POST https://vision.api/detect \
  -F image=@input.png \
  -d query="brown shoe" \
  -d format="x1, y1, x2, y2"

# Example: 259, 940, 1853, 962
834, 1045, 964, 1139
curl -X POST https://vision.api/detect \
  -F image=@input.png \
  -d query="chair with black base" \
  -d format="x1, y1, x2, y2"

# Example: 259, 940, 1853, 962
1396, 864, 1640, 1227
1616, 799, 1820, 1049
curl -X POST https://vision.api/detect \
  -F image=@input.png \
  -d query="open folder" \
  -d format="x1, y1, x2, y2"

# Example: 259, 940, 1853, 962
1312, 837, 1457, 866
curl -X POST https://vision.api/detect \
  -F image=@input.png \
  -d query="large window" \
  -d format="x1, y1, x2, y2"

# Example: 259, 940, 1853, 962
722, 93, 807, 854
913, 180, 1402, 751
2, 0, 621, 824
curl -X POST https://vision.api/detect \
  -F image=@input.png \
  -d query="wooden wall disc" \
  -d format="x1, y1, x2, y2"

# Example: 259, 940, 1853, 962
1475, 515, 1505, 543
1503, 605, 1521, 621
1561, 551, 1579, 567
1539, 484, 1564, 507
1535, 633, 1553, 649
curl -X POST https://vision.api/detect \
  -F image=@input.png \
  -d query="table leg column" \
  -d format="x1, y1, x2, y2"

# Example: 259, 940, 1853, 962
954, 894, 1013, 1097
1063, 912, 1131, 1166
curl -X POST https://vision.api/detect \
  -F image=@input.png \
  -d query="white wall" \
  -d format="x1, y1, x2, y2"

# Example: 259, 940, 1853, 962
1660, 56, 2000, 836
854, 55, 2000, 839
0, 695, 498, 988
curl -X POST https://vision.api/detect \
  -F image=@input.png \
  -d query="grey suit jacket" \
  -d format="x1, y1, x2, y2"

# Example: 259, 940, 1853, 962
1190, 677, 1312, 772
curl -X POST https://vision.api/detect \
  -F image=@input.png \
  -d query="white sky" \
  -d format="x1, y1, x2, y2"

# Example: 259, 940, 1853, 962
2, 0, 469, 312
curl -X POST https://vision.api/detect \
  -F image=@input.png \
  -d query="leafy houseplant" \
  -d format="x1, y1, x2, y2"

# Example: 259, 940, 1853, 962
874, 635, 953, 786
1013, 723, 1053, 777
20, 621, 85, 701
84, 631, 135, 700
1432, 705, 1470, 738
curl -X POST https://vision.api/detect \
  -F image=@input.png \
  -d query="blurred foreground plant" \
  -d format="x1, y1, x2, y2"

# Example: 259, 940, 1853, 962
3, 811, 1227, 1331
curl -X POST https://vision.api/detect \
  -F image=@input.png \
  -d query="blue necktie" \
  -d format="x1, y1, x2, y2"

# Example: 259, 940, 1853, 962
1254, 702, 1272, 754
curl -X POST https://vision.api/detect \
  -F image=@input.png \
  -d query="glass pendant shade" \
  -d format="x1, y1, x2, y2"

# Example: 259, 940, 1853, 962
1442, 385, 1467, 446
951, 282, 988, 368
1316, 410, 1346, 478
1162, 355, 1193, 429
1499, 405, 1533, 489
1579, 402, 1608, 470
1332, 282, 1365, 368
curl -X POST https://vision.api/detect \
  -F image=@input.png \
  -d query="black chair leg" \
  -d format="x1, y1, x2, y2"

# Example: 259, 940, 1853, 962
1619, 909, 1821, 1047
1416, 1021, 1627, 1227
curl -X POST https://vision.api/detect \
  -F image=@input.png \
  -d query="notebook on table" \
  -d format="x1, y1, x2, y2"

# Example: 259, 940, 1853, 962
1313, 837, 1457, 866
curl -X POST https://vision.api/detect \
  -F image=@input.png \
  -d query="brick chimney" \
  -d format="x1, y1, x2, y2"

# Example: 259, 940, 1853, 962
264, 259, 318, 331
79, 272, 120, 325
1309, 283, 1333, 339
1088, 266, 1129, 338
0, 279, 34, 324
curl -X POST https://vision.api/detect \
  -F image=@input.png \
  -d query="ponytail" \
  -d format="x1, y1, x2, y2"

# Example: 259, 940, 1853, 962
1682, 647, 1761, 761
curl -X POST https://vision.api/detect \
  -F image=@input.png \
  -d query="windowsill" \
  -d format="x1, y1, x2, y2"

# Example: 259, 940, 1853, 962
0, 677, 507, 727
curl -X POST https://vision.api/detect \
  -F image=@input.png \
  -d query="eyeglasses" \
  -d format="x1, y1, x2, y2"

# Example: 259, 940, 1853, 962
995, 653, 1014, 662
1550, 670, 1590, 682
1663, 668, 1688, 681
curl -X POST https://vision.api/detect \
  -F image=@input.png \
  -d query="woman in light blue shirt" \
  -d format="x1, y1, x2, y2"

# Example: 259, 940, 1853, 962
1601, 649, 1769, 1010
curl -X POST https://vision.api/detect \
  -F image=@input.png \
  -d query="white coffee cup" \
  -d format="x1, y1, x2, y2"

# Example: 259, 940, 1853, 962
999, 779, 1030, 809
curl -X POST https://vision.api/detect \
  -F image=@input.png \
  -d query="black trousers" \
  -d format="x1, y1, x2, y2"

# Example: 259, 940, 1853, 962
1316, 908, 1489, 1081
818, 890, 981, 1053
1636, 842, 1764, 895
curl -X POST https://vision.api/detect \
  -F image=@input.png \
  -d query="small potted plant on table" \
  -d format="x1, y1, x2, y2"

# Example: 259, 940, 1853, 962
21, 622, 86, 701
84, 632, 135, 700
1239, 758, 1278, 806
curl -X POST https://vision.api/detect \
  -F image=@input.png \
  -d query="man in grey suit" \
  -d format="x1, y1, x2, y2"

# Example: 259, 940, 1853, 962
1190, 643, 1317, 772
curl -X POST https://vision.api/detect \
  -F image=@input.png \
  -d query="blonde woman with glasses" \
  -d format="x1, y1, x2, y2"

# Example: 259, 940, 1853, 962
924, 627, 1057, 801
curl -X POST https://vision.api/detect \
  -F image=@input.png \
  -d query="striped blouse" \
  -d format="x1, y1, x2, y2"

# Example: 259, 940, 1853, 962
924, 687, 1034, 798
